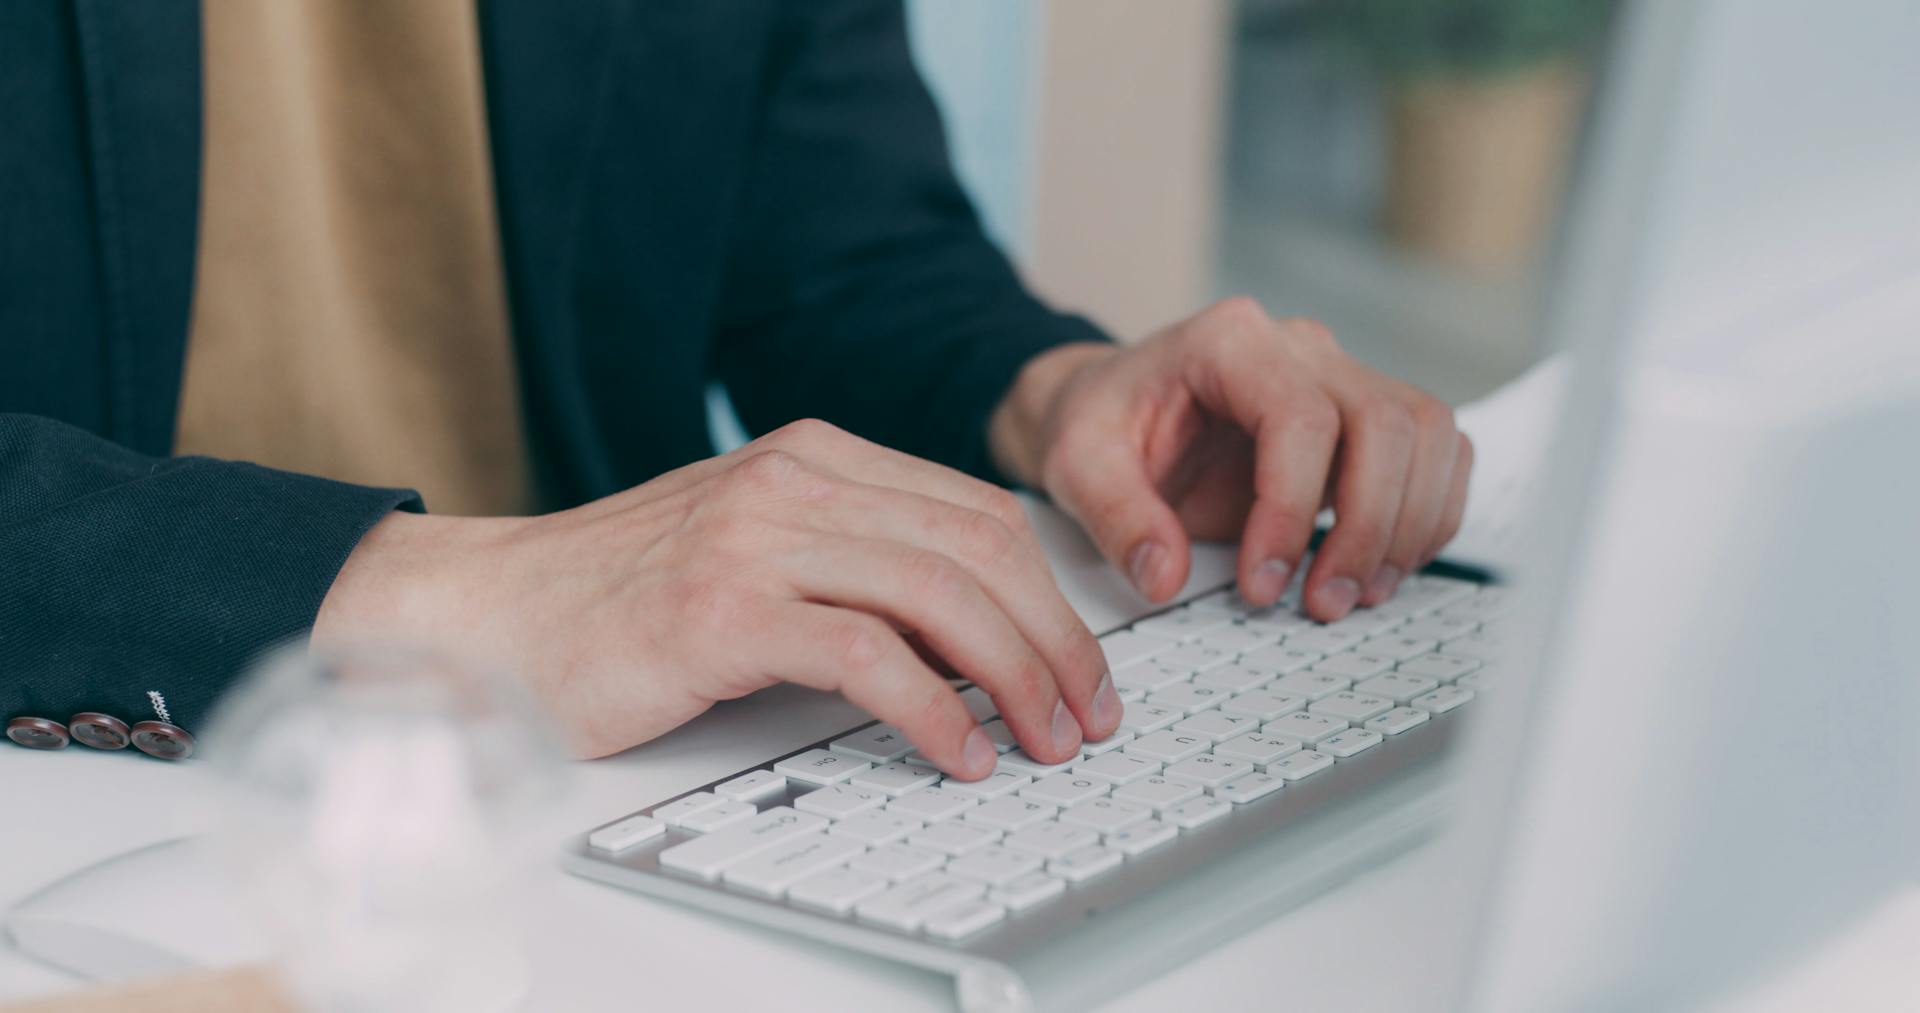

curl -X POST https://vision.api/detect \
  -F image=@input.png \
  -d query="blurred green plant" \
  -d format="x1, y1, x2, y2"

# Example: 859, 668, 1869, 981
1317, 0, 1615, 80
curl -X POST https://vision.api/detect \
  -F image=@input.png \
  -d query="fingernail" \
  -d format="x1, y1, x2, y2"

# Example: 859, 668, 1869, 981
1128, 540, 1165, 596
1250, 559, 1291, 603
1091, 671, 1123, 733
1368, 565, 1403, 603
1315, 577, 1362, 618
1050, 698, 1082, 757
962, 726, 997, 778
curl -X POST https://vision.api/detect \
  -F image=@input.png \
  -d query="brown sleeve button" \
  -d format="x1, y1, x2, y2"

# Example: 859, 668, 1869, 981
130, 720, 196, 760
7, 716, 71, 750
69, 712, 133, 750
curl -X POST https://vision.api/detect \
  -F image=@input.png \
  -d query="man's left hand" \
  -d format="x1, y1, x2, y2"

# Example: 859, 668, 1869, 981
989, 297, 1473, 622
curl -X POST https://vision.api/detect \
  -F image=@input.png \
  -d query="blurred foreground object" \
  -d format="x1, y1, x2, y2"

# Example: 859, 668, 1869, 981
1325, 0, 1614, 272
203, 645, 568, 1013
0, 967, 298, 1012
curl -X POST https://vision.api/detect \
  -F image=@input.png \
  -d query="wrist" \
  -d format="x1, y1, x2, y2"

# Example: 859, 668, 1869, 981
311, 510, 522, 650
988, 341, 1117, 487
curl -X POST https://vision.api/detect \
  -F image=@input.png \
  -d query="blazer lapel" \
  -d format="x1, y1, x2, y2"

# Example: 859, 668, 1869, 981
71, 0, 202, 456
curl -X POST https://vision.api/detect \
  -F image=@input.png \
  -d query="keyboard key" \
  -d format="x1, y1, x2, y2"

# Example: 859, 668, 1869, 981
1113, 658, 1192, 694
947, 845, 1046, 885
1164, 795, 1231, 829
1212, 731, 1302, 765
1219, 690, 1306, 721
794, 784, 887, 820
956, 686, 1000, 722
1237, 644, 1322, 676
1124, 730, 1211, 763
1074, 751, 1162, 785
1440, 587, 1511, 621
831, 810, 924, 847
1363, 634, 1441, 662
997, 749, 1078, 778
1271, 670, 1351, 701
964, 796, 1059, 832
1455, 671, 1489, 692
1365, 706, 1431, 735
887, 787, 976, 822
1099, 630, 1168, 669
1021, 773, 1111, 807
653, 792, 726, 826
1111, 775, 1202, 812
722, 832, 866, 897
848, 843, 947, 882
1079, 730, 1135, 756
1215, 772, 1285, 804
1264, 711, 1347, 744
830, 724, 913, 763
1397, 615, 1479, 644
1117, 701, 1183, 735
1172, 710, 1259, 741
1318, 727, 1384, 758
1190, 664, 1273, 694
1147, 682, 1230, 713
1049, 844, 1123, 882
925, 900, 1009, 941
1311, 651, 1397, 680
1267, 750, 1335, 782
788, 866, 891, 915
1355, 672, 1441, 704
587, 814, 666, 853
978, 719, 1019, 753
939, 771, 1030, 800
1059, 796, 1152, 834
1321, 609, 1404, 638
990, 871, 1067, 911
1238, 606, 1317, 636
1439, 630, 1507, 662
1105, 819, 1178, 856
1193, 624, 1282, 656
714, 770, 788, 802
1131, 605, 1235, 641
856, 873, 985, 931
659, 807, 828, 879
909, 820, 1001, 856
1188, 588, 1259, 616
851, 761, 943, 796
1150, 643, 1237, 674
1411, 685, 1475, 714
679, 800, 759, 834
1003, 821, 1101, 860
1310, 691, 1394, 723
1162, 753, 1252, 789
1285, 628, 1369, 656
776, 749, 871, 786
1398, 653, 1482, 681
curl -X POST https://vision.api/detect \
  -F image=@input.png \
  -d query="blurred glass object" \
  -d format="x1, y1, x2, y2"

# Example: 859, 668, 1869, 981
204, 644, 569, 1013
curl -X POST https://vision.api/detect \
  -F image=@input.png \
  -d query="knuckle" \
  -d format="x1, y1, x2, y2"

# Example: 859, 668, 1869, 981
833, 616, 892, 674
978, 486, 1029, 533
1337, 517, 1391, 552
1278, 315, 1336, 349
1366, 399, 1418, 443
1283, 394, 1341, 441
906, 551, 971, 603
729, 448, 832, 499
1208, 295, 1270, 329
763, 417, 844, 450
954, 510, 1018, 568
1411, 396, 1456, 434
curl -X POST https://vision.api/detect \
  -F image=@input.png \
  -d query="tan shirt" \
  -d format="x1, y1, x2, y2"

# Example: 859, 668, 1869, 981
175, 0, 533, 517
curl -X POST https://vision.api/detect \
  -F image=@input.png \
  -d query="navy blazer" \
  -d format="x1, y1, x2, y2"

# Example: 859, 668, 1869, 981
0, 0, 1104, 739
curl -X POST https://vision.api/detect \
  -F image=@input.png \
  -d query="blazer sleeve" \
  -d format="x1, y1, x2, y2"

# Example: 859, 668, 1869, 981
0, 414, 421, 736
712, 0, 1112, 483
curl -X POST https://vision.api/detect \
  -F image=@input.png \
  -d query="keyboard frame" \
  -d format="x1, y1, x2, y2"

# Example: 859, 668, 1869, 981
564, 561, 1492, 1007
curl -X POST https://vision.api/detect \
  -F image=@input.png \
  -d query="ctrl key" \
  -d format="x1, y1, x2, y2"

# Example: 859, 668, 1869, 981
587, 814, 666, 854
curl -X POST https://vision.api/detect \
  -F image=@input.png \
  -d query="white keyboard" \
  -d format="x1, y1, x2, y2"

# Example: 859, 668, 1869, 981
568, 568, 1508, 1003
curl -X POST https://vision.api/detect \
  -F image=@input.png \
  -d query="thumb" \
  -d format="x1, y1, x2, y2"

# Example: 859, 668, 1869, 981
1047, 434, 1191, 603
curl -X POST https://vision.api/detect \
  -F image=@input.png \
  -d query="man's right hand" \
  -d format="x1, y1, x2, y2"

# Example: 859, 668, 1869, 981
311, 420, 1120, 778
